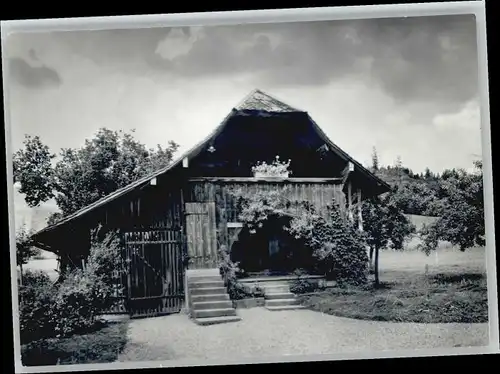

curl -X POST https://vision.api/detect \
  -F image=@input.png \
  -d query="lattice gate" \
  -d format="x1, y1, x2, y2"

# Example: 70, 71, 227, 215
123, 229, 184, 318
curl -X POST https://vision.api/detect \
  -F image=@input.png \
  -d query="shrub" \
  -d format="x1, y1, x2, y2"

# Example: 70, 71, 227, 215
18, 270, 57, 344
218, 245, 260, 300
286, 204, 369, 286
16, 224, 40, 272
218, 245, 245, 300
19, 228, 125, 343
289, 269, 325, 294
52, 269, 102, 337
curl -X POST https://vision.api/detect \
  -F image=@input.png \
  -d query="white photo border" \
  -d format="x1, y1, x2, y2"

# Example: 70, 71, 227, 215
2, 2, 497, 373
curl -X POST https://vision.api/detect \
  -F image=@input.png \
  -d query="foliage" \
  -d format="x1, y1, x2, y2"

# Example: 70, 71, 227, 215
13, 128, 179, 218
218, 245, 246, 300
47, 212, 64, 226
231, 184, 369, 286
371, 147, 379, 171
18, 229, 125, 344
13, 136, 56, 207
218, 245, 265, 299
231, 186, 292, 234
390, 182, 439, 216
418, 161, 484, 253
16, 224, 40, 267
362, 195, 416, 253
290, 270, 324, 294
21, 321, 129, 366
251, 155, 292, 177
361, 194, 415, 285
286, 204, 369, 286
18, 270, 58, 344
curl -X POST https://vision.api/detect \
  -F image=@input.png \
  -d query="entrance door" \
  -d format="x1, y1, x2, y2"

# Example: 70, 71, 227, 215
185, 202, 218, 269
124, 229, 184, 318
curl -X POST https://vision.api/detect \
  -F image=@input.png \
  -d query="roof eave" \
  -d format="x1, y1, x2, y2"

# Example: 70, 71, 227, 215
30, 109, 239, 240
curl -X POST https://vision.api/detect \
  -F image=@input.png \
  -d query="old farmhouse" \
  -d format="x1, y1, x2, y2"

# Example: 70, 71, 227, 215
30, 89, 391, 323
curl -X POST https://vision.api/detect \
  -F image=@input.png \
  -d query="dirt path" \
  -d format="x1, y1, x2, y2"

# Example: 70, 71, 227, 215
117, 307, 489, 362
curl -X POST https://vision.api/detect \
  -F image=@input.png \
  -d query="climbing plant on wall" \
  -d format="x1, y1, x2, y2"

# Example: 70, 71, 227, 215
228, 187, 369, 286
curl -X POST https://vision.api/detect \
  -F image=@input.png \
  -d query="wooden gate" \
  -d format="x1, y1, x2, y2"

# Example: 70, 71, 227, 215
185, 202, 218, 269
124, 229, 184, 318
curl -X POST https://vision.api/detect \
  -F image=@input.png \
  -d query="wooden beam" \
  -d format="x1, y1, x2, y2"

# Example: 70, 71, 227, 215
341, 161, 354, 188
357, 189, 363, 231
347, 181, 353, 222
188, 177, 343, 184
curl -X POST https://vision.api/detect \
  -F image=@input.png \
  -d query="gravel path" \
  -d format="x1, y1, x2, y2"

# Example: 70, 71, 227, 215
117, 308, 489, 362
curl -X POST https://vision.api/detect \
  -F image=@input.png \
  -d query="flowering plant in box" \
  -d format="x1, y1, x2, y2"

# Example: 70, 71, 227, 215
251, 156, 292, 178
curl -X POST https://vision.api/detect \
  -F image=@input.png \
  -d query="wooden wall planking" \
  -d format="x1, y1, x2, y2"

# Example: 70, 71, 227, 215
186, 179, 347, 252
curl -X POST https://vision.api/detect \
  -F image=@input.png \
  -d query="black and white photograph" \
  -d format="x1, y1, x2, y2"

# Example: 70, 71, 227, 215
2, 2, 498, 372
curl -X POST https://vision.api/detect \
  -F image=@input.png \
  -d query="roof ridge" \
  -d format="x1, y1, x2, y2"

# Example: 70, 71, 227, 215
234, 88, 303, 113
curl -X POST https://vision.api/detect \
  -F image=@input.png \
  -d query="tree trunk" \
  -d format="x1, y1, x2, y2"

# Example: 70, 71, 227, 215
374, 246, 380, 287
369, 247, 374, 273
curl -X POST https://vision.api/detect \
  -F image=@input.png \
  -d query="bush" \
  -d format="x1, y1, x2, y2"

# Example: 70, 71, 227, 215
19, 228, 125, 344
289, 269, 324, 294
286, 204, 369, 286
218, 245, 259, 300
51, 269, 102, 337
18, 270, 58, 344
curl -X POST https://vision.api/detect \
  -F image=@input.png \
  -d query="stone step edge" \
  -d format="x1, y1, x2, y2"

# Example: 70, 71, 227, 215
191, 294, 230, 299
265, 305, 306, 311
192, 301, 233, 308
194, 316, 242, 325
265, 298, 297, 303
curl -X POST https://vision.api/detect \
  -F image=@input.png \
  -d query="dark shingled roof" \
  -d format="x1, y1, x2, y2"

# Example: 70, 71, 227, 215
32, 89, 391, 242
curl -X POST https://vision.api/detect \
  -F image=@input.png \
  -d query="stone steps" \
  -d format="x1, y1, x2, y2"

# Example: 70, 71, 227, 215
186, 269, 241, 325
261, 282, 304, 311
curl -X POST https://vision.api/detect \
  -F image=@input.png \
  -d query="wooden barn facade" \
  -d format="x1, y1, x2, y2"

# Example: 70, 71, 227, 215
31, 89, 390, 319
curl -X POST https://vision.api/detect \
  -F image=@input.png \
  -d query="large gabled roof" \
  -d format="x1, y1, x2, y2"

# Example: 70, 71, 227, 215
31, 89, 391, 242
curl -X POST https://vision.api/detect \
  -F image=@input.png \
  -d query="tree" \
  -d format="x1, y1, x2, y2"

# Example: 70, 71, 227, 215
13, 136, 56, 207
391, 181, 439, 216
424, 167, 432, 179
419, 161, 484, 254
16, 224, 41, 284
395, 155, 402, 170
371, 146, 379, 172
362, 194, 416, 286
13, 128, 179, 220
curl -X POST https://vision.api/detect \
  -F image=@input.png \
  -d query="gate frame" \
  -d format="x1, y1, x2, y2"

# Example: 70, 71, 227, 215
122, 228, 185, 319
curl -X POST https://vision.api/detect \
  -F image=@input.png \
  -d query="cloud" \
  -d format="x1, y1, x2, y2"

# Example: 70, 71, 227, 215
5, 15, 477, 113
3, 16, 482, 177
155, 26, 206, 61
147, 15, 477, 115
8, 57, 62, 88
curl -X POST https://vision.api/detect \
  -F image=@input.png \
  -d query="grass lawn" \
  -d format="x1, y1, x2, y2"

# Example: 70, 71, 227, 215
297, 246, 488, 324
21, 321, 129, 366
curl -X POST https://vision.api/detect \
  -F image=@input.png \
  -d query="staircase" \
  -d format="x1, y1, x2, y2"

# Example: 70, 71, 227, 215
186, 269, 241, 326
260, 282, 305, 311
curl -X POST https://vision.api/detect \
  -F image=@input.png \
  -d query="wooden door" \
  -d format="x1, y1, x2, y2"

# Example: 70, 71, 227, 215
185, 202, 218, 269
124, 229, 184, 318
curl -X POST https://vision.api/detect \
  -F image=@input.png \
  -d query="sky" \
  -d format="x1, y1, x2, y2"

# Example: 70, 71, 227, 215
4, 14, 483, 220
